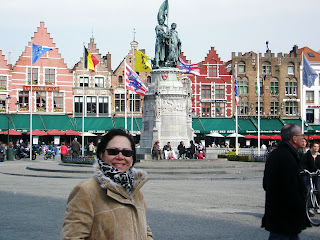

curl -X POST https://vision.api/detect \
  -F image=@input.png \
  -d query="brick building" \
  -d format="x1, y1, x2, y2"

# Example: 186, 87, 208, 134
1, 22, 73, 116
72, 37, 113, 118
231, 46, 301, 118
180, 47, 233, 118
111, 40, 151, 118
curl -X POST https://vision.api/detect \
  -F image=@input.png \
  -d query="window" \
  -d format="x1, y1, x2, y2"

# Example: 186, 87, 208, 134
270, 102, 279, 115
74, 96, 83, 113
215, 85, 225, 99
201, 103, 211, 117
270, 81, 279, 95
238, 64, 245, 74
306, 91, 314, 103
288, 65, 294, 75
0, 76, 7, 89
285, 82, 297, 96
118, 76, 123, 84
255, 102, 264, 114
306, 109, 314, 123
285, 102, 298, 115
130, 94, 141, 112
262, 63, 271, 75
79, 76, 89, 87
201, 85, 211, 99
215, 102, 225, 117
238, 81, 248, 94
53, 92, 63, 112
95, 77, 104, 88
255, 81, 263, 95
208, 65, 217, 77
115, 94, 125, 112
239, 101, 248, 115
147, 76, 152, 84
45, 69, 55, 85
19, 91, 29, 110
36, 92, 46, 111
28, 68, 38, 84
99, 97, 109, 115
87, 96, 97, 114
0, 98, 5, 111
308, 52, 315, 58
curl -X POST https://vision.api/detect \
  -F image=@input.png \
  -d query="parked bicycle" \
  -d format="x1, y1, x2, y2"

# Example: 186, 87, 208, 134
301, 169, 320, 226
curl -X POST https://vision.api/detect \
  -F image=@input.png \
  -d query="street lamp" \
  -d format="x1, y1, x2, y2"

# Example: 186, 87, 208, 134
6, 95, 11, 149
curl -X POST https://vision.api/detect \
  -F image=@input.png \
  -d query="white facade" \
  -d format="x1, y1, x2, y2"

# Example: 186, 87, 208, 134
301, 60, 320, 124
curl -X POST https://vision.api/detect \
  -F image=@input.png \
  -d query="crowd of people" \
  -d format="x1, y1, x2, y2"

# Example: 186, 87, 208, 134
151, 140, 206, 160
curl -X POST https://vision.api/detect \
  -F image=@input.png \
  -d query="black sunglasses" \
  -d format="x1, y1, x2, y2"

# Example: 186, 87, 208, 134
105, 148, 134, 157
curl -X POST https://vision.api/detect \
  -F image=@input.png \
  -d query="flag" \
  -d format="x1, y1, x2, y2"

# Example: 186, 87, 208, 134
303, 53, 318, 88
84, 47, 99, 71
134, 50, 152, 72
177, 58, 200, 75
262, 75, 266, 94
32, 43, 52, 64
125, 64, 148, 96
234, 77, 239, 106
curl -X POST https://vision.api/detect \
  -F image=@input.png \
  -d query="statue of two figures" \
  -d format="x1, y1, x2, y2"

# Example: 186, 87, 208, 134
153, 0, 181, 69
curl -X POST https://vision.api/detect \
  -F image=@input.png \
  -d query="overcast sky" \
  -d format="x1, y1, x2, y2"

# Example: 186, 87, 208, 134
1, 0, 319, 70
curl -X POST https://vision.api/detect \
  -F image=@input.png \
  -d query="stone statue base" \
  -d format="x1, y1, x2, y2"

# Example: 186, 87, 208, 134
137, 68, 194, 159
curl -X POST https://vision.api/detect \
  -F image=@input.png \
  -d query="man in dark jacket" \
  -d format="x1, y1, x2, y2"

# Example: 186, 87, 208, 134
262, 124, 309, 239
71, 138, 81, 158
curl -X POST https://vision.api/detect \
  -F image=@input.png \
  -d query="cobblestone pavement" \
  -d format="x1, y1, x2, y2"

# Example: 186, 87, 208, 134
0, 157, 318, 240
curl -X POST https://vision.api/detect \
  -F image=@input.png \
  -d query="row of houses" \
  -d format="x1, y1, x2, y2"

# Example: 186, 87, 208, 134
1, 22, 320, 134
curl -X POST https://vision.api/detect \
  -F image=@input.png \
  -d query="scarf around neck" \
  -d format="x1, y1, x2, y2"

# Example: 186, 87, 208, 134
97, 159, 135, 193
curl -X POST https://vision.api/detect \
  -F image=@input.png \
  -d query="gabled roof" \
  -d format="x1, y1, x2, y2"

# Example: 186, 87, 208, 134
298, 46, 320, 62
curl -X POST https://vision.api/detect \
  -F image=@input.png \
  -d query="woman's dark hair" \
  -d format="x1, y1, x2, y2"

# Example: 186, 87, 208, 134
97, 128, 137, 165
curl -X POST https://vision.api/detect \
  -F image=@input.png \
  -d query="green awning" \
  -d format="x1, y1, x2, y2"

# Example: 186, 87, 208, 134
250, 118, 283, 133
309, 125, 320, 133
0, 114, 45, 132
238, 119, 257, 133
40, 115, 75, 130
74, 117, 114, 133
192, 118, 236, 135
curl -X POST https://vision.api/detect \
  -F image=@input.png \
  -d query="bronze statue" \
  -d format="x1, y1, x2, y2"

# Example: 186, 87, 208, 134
153, 0, 181, 68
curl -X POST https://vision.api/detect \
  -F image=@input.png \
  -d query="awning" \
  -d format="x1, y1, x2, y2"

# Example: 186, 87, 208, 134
250, 118, 283, 133
40, 115, 75, 130
238, 119, 257, 133
192, 118, 236, 135
74, 117, 114, 133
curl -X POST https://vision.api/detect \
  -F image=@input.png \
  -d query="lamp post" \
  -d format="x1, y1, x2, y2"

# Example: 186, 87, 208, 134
6, 95, 11, 149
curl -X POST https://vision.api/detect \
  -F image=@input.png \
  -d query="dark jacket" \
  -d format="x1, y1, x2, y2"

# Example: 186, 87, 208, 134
261, 141, 309, 234
302, 150, 320, 172
177, 143, 185, 154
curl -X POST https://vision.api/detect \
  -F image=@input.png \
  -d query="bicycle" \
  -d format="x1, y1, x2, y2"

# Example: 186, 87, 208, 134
301, 169, 320, 226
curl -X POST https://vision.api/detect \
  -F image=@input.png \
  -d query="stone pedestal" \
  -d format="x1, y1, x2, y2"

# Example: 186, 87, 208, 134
137, 68, 194, 158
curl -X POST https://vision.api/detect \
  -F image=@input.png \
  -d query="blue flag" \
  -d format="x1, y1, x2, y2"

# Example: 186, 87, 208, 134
303, 53, 318, 88
32, 43, 52, 64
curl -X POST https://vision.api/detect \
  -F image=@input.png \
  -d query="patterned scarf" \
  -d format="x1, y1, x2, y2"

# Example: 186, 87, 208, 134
97, 159, 135, 193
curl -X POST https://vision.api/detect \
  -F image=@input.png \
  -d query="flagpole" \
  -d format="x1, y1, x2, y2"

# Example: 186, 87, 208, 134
257, 52, 261, 156
30, 42, 33, 161
82, 44, 85, 157
235, 63, 238, 155
131, 49, 135, 135
124, 60, 127, 130
301, 53, 304, 133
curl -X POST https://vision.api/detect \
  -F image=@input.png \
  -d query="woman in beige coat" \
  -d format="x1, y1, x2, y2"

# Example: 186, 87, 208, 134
61, 129, 153, 240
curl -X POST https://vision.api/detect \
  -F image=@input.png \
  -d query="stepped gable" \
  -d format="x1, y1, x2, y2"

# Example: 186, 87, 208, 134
72, 37, 112, 72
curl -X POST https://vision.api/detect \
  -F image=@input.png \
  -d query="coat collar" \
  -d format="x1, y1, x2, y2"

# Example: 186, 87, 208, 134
93, 161, 148, 200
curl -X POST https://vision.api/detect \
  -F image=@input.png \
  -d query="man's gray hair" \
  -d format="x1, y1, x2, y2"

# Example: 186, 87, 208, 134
281, 124, 301, 142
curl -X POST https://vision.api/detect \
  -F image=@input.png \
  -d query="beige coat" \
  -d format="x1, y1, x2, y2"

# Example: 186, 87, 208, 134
61, 165, 153, 240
